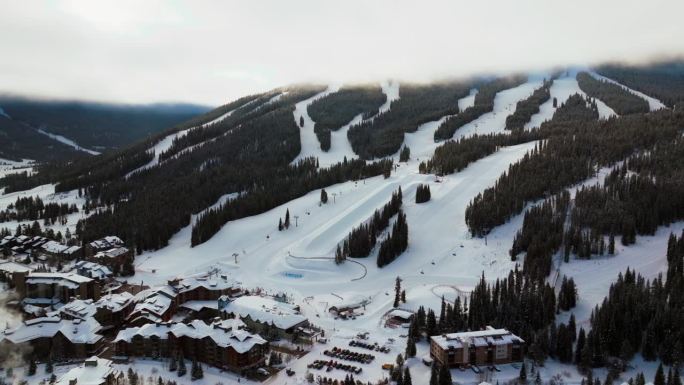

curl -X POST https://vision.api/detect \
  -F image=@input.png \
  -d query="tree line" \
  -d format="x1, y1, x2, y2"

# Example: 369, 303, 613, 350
465, 104, 683, 240
505, 79, 552, 130
308, 85, 386, 151
597, 61, 684, 109
576, 71, 650, 115
348, 81, 473, 159
433, 75, 526, 140
0, 195, 78, 224
335, 188, 402, 263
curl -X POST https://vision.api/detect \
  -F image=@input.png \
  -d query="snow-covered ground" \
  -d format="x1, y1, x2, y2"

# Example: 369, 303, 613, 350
588, 70, 667, 111
0, 158, 34, 180
35, 129, 100, 155
0, 183, 87, 235
125, 98, 269, 178
451, 75, 546, 140
292, 85, 342, 165
458, 88, 478, 111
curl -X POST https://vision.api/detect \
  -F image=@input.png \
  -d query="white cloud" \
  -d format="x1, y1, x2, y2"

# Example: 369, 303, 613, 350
0, 0, 682, 106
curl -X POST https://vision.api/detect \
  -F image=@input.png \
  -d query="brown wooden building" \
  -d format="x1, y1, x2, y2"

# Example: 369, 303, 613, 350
114, 319, 267, 373
430, 327, 524, 368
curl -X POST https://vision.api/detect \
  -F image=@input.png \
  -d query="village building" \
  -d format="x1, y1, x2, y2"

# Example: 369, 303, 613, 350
220, 295, 309, 340
0, 260, 32, 288
71, 261, 113, 280
56, 292, 134, 331
429, 326, 524, 368
17, 272, 101, 307
0, 316, 104, 361
41, 240, 82, 260
90, 247, 131, 271
55, 357, 120, 385
114, 318, 268, 373
126, 287, 176, 326
86, 236, 125, 257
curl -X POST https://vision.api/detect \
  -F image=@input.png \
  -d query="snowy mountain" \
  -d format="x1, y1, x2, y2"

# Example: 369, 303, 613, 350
2, 62, 684, 384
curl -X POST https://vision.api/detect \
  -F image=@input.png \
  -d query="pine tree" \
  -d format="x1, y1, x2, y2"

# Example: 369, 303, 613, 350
405, 336, 416, 357
284, 209, 290, 229
394, 276, 401, 308
655, 364, 666, 385
45, 355, 53, 374
403, 367, 412, 385
27, 358, 37, 376
177, 355, 187, 377
519, 361, 527, 383
320, 189, 328, 204
399, 146, 410, 162
429, 363, 439, 385
438, 363, 452, 385
299, 116, 304, 127
608, 233, 615, 254
278, 218, 283, 231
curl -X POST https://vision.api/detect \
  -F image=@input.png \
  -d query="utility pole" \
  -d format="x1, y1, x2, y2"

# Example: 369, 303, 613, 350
332, 193, 337, 203
294, 215, 299, 227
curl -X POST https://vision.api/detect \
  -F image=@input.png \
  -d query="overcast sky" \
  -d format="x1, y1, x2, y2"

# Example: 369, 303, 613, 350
1, 0, 683, 106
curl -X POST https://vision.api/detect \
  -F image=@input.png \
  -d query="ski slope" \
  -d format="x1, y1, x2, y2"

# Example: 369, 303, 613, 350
35, 128, 100, 155
451, 75, 546, 140
525, 70, 617, 130
125, 98, 268, 178
588, 70, 667, 111
291, 85, 341, 165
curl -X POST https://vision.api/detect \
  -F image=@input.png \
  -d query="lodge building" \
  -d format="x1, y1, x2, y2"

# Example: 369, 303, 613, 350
430, 326, 524, 367
114, 318, 268, 373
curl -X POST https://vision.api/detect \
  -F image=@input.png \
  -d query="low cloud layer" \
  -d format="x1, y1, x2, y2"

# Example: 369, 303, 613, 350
1, 0, 683, 106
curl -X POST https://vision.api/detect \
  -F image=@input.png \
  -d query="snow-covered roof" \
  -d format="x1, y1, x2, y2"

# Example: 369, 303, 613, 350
431, 326, 524, 349
58, 299, 98, 319
1, 316, 102, 344
387, 309, 414, 320
41, 241, 70, 254
222, 295, 307, 330
169, 274, 240, 294
72, 261, 113, 279
0, 261, 33, 274
96, 292, 133, 312
89, 236, 124, 250
129, 288, 175, 321
115, 319, 265, 354
26, 272, 92, 289
55, 357, 116, 385
65, 246, 82, 255
180, 300, 219, 312
93, 247, 128, 259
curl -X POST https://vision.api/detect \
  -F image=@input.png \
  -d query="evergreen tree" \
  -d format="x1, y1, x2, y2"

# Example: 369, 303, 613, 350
177, 356, 187, 377
519, 361, 527, 383
284, 209, 290, 229
655, 364, 666, 385
438, 364, 452, 385
399, 146, 410, 162
278, 218, 283, 231
403, 367, 412, 385
394, 276, 402, 308
27, 358, 37, 376
300, 116, 304, 127
405, 336, 417, 357
429, 363, 439, 385
320, 189, 328, 204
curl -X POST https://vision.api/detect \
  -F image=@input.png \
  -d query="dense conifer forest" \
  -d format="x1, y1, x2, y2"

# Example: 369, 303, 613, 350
584, 232, 684, 368
504, 79, 552, 130
335, 188, 403, 263
465, 102, 682, 240
576, 72, 650, 115
433, 75, 526, 140
0, 96, 209, 149
0, 196, 78, 224
348, 81, 473, 159
597, 61, 684, 108
307, 85, 386, 151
